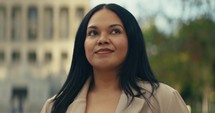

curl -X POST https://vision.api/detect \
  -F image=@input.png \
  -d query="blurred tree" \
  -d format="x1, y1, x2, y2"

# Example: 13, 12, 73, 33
144, 17, 215, 113
178, 18, 215, 113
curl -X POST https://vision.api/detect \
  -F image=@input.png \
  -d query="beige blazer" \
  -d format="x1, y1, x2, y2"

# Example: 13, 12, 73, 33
40, 79, 190, 113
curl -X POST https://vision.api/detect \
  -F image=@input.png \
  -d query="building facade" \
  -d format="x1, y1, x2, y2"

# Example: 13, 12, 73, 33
0, 0, 89, 113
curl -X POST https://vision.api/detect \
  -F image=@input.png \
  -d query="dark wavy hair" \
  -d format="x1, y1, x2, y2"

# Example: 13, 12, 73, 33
51, 3, 159, 113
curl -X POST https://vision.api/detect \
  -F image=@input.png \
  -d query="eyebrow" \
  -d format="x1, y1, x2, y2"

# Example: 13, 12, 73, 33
87, 23, 124, 29
109, 24, 124, 28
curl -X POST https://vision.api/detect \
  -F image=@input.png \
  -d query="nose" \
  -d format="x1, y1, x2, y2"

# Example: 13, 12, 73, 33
97, 33, 110, 45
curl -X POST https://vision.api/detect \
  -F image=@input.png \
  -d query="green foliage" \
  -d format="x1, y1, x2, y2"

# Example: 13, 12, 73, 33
144, 18, 215, 112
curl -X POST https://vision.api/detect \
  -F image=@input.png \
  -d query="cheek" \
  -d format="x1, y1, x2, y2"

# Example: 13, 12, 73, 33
84, 42, 89, 56
119, 39, 128, 56
122, 45, 128, 59
84, 40, 94, 60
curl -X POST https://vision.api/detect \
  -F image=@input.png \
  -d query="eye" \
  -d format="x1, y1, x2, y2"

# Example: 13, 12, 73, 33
111, 29, 121, 35
87, 30, 98, 36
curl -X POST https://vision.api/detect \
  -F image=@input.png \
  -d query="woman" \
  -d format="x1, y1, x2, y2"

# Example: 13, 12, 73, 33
41, 3, 190, 113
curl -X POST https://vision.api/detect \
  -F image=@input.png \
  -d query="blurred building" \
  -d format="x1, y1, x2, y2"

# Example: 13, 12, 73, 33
0, 0, 89, 113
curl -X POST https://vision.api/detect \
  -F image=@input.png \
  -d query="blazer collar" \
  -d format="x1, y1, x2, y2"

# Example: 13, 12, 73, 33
115, 92, 145, 113
66, 78, 147, 113
115, 80, 155, 113
66, 78, 90, 113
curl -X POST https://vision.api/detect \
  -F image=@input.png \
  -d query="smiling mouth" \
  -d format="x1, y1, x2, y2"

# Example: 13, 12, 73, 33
95, 48, 114, 54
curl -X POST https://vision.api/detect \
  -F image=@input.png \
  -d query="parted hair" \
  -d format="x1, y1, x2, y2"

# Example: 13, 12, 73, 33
51, 3, 159, 113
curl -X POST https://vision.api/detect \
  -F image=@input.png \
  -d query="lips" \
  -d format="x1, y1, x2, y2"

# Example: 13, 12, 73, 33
95, 48, 114, 54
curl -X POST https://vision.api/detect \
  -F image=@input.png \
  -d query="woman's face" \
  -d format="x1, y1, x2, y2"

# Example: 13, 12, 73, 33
84, 9, 128, 71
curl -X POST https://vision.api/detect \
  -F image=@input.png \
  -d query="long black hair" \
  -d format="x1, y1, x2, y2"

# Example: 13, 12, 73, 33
51, 3, 159, 113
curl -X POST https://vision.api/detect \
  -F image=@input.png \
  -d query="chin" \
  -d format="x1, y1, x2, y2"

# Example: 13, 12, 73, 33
92, 64, 120, 71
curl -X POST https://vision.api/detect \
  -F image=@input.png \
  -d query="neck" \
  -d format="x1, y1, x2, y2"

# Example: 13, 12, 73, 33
91, 69, 121, 92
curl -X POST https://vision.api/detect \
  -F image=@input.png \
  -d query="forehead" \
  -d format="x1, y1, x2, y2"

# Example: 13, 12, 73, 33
87, 9, 124, 27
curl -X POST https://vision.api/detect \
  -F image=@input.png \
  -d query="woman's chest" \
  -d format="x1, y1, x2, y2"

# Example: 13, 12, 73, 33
85, 91, 121, 113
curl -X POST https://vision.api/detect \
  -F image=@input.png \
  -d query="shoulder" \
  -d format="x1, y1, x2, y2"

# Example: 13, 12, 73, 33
153, 83, 182, 105
40, 96, 55, 113
138, 82, 190, 113
156, 83, 189, 112
155, 83, 178, 97
138, 82, 180, 101
138, 81, 180, 98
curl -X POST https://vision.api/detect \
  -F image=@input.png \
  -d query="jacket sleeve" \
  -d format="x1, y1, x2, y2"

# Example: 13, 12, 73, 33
166, 90, 190, 113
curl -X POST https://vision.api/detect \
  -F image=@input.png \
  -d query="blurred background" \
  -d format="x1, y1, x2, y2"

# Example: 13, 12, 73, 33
0, 0, 214, 113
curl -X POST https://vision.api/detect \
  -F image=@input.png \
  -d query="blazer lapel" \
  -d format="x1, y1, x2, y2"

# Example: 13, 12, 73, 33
115, 82, 154, 113
115, 91, 145, 113
65, 79, 150, 113
66, 79, 91, 113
